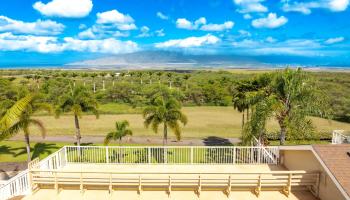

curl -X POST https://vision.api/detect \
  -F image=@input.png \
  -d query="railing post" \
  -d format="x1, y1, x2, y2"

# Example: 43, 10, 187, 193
257, 147, 261, 164
190, 147, 193, 164
64, 146, 68, 165
164, 147, 167, 164
27, 170, 33, 194
233, 147, 236, 164
148, 147, 151, 164
106, 146, 109, 164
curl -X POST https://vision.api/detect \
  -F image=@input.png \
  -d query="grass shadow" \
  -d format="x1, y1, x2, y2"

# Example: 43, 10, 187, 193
13, 143, 59, 160
202, 136, 233, 146
0, 145, 16, 156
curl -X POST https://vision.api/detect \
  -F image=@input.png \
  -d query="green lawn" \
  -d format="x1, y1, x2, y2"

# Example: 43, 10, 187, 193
26, 106, 350, 139
98, 103, 142, 114
0, 141, 148, 163
2, 105, 350, 163
0, 141, 67, 162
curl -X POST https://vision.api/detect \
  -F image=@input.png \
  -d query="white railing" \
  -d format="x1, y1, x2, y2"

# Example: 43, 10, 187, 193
0, 145, 279, 200
0, 170, 29, 200
65, 146, 279, 165
0, 147, 66, 200
332, 130, 349, 144
252, 137, 278, 164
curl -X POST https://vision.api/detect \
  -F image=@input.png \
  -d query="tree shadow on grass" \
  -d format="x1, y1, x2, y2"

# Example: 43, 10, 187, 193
202, 136, 233, 146
14, 143, 59, 160
0, 145, 16, 156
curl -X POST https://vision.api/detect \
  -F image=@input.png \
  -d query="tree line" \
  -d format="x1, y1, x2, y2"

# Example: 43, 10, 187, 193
0, 68, 340, 161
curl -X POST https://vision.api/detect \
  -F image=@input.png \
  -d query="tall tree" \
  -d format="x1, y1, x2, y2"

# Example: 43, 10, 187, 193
104, 120, 133, 145
0, 94, 52, 161
143, 92, 187, 145
55, 86, 99, 146
243, 68, 329, 145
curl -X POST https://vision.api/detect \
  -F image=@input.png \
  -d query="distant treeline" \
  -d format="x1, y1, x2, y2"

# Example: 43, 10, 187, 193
0, 69, 349, 122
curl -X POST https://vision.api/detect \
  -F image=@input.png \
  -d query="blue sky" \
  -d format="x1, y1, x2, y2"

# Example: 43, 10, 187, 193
0, 0, 349, 66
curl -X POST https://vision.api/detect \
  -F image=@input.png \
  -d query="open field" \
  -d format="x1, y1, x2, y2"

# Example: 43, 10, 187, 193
0, 141, 148, 163
22, 106, 350, 138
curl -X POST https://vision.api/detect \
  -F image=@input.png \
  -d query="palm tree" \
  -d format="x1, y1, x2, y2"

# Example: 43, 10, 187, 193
90, 73, 98, 93
111, 73, 116, 86
0, 94, 52, 161
143, 95, 187, 145
183, 74, 191, 90
166, 73, 173, 88
104, 120, 133, 145
243, 68, 329, 145
55, 86, 99, 146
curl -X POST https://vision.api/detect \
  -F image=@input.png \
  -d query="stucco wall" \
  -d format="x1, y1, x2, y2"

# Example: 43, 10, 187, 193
281, 150, 346, 200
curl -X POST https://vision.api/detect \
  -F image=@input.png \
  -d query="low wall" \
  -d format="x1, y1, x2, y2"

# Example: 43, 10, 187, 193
281, 149, 346, 200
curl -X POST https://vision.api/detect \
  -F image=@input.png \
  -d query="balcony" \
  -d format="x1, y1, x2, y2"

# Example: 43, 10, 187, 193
0, 146, 319, 200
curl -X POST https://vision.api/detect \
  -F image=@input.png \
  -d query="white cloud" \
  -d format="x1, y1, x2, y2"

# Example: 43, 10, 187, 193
97, 10, 134, 24
195, 17, 207, 26
238, 30, 252, 37
243, 14, 252, 19
325, 37, 344, 44
0, 32, 138, 54
79, 24, 87, 30
329, 0, 349, 11
155, 29, 165, 37
0, 32, 63, 53
281, 0, 349, 15
63, 37, 138, 54
78, 25, 129, 39
78, 28, 96, 39
155, 34, 219, 48
176, 18, 194, 30
233, 0, 268, 13
96, 10, 137, 31
156, 12, 169, 20
200, 21, 234, 31
0, 16, 64, 35
252, 13, 288, 28
176, 17, 234, 32
281, 2, 315, 14
232, 38, 324, 56
33, 0, 92, 18
266, 36, 277, 43
137, 26, 151, 38
176, 17, 207, 30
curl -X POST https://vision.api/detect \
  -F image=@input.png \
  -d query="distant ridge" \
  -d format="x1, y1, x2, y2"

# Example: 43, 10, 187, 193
66, 50, 350, 70
67, 51, 268, 69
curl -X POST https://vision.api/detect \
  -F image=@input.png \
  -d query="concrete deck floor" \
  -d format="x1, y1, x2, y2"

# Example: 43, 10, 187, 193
20, 189, 317, 200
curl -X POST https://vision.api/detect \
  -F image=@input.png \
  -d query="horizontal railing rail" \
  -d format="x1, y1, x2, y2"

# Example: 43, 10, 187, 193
29, 169, 319, 197
65, 146, 279, 165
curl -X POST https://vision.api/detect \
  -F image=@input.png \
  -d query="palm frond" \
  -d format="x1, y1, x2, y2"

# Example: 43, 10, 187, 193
0, 94, 34, 130
29, 119, 46, 139
104, 132, 115, 145
0, 120, 26, 140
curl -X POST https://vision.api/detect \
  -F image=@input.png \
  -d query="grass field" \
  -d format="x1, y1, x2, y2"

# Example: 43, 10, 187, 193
0, 141, 148, 163
23, 106, 350, 139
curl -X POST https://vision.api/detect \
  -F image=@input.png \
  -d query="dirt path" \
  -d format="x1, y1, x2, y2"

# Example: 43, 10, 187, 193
8, 135, 241, 146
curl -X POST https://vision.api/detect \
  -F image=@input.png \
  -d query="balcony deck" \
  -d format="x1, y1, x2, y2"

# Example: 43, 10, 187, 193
1, 146, 319, 200
22, 163, 317, 200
